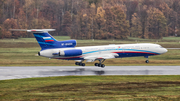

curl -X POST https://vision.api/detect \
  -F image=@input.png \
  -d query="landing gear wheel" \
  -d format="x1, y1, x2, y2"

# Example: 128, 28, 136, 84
98, 64, 101, 67
79, 62, 82, 66
145, 60, 149, 63
101, 64, 105, 68
82, 63, 85, 66
95, 63, 99, 66
77, 62, 85, 66
75, 62, 80, 65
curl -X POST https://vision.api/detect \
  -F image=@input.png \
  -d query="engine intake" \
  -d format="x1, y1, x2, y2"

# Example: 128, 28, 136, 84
38, 52, 40, 56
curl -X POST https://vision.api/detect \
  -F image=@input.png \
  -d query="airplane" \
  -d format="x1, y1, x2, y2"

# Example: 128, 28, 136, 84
10, 29, 168, 68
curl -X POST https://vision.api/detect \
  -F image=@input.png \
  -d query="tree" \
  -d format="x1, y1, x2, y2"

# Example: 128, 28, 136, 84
94, 6, 105, 39
103, 6, 115, 39
89, 3, 97, 39
3, 18, 19, 38
1, 0, 179, 39
86, 0, 101, 5
17, 8, 28, 37
71, 14, 81, 39
158, 2, 177, 36
124, 0, 138, 34
61, 11, 72, 36
131, 13, 142, 38
111, 5, 130, 39
80, 14, 89, 39
146, 7, 167, 39
0, 26, 4, 39
29, 18, 51, 29
0, 0, 6, 23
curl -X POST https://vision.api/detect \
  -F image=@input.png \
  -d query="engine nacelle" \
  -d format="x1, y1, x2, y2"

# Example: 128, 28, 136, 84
59, 49, 82, 56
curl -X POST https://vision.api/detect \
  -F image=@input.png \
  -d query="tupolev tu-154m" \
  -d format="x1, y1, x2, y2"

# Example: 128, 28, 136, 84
10, 29, 168, 68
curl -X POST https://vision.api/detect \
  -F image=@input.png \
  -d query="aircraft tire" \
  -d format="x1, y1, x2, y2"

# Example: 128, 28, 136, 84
101, 64, 105, 68
98, 64, 101, 67
95, 63, 99, 66
145, 60, 149, 63
79, 63, 82, 66
82, 63, 85, 66
75, 62, 80, 65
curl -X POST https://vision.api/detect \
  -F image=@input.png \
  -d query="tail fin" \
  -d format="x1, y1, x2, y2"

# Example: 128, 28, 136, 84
32, 30, 57, 50
10, 29, 77, 50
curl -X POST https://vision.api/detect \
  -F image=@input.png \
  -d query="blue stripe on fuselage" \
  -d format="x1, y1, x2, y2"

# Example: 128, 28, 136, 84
83, 48, 159, 55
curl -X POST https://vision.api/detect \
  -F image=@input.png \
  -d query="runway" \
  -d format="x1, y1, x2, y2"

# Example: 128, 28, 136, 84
0, 66, 180, 80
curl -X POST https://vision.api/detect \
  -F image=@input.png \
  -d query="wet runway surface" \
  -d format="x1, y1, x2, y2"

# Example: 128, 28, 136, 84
0, 66, 180, 80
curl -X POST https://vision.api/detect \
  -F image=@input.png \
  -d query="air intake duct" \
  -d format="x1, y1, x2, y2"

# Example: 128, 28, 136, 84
38, 52, 40, 56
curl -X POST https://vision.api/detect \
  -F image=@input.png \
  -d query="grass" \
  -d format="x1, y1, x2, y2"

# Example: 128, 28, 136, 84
0, 75, 180, 101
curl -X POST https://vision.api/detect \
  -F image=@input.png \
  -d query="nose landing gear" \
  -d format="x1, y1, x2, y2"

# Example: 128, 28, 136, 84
144, 56, 149, 63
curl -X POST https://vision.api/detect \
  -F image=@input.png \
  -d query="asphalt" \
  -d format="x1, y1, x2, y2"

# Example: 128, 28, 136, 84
0, 66, 180, 80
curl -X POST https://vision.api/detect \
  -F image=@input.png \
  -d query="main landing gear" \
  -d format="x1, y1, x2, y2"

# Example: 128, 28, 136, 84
75, 59, 106, 68
94, 59, 106, 68
75, 61, 85, 66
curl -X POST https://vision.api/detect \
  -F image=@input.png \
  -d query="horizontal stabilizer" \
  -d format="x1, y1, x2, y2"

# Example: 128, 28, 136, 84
9, 29, 55, 33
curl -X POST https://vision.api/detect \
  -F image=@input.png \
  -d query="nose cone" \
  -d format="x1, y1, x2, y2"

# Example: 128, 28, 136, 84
162, 48, 168, 54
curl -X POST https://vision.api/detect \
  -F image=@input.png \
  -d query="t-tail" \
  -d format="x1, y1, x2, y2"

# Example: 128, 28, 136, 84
9, 29, 77, 50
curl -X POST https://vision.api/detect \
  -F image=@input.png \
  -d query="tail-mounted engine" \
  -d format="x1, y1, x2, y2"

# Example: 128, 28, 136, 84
57, 49, 82, 56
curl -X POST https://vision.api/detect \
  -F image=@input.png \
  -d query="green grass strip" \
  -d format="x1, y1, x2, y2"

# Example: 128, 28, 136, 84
0, 75, 180, 101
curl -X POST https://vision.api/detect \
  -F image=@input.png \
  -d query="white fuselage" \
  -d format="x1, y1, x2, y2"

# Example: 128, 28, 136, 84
39, 43, 167, 60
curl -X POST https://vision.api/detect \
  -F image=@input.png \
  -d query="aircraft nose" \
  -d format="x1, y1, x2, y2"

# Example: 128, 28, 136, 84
162, 48, 168, 54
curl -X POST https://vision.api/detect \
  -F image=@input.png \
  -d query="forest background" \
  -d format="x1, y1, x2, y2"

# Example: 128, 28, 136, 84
0, 0, 180, 40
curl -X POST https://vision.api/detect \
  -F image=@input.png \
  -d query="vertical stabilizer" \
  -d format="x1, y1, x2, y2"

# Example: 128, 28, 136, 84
32, 31, 57, 50
9, 29, 77, 50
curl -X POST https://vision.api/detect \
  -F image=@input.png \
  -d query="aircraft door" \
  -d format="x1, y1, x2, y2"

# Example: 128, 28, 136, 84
118, 46, 124, 58
122, 47, 125, 57
98, 48, 101, 54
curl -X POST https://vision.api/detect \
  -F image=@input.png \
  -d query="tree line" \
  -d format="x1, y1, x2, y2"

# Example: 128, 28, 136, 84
0, 0, 180, 39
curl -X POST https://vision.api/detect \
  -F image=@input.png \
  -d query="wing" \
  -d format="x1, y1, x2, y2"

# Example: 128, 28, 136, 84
84, 53, 119, 62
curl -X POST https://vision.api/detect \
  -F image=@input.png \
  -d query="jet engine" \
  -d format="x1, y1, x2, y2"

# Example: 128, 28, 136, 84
59, 49, 82, 56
